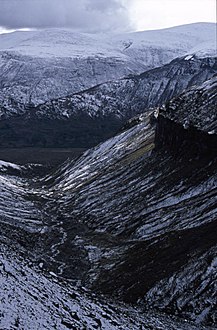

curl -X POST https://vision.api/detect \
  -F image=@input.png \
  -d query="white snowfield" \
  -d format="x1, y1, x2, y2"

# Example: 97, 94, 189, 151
0, 22, 215, 106
0, 22, 215, 59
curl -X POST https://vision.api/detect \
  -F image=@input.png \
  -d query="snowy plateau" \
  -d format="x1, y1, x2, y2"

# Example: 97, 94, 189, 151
0, 22, 217, 330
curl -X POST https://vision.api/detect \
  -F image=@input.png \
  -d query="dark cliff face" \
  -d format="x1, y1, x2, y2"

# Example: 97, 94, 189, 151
155, 116, 217, 157
155, 75, 217, 157
159, 75, 217, 134
0, 56, 216, 148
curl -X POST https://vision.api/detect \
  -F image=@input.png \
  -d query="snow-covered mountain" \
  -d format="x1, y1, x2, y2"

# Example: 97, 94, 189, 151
1, 22, 214, 60
36, 55, 216, 120
0, 22, 215, 105
0, 54, 216, 148
0, 21, 216, 329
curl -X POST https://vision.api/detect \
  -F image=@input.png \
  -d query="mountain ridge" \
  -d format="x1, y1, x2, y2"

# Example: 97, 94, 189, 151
0, 22, 215, 106
0, 54, 216, 148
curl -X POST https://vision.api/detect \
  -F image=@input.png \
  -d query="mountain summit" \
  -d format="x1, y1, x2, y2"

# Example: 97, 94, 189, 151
0, 22, 215, 105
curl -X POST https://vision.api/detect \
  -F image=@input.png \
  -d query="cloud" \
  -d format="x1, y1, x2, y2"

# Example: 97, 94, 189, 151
0, 0, 131, 32
86, 0, 123, 12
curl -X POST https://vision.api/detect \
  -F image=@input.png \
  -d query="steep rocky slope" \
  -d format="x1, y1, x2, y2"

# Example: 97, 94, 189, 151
0, 22, 215, 106
0, 76, 216, 328
42, 76, 217, 326
0, 151, 208, 330
3, 244, 191, 330
0, 55, 216, 148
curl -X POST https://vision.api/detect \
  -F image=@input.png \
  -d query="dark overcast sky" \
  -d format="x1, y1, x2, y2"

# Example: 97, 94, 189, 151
0, 0, 215, 33
0, 0, 131, 32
